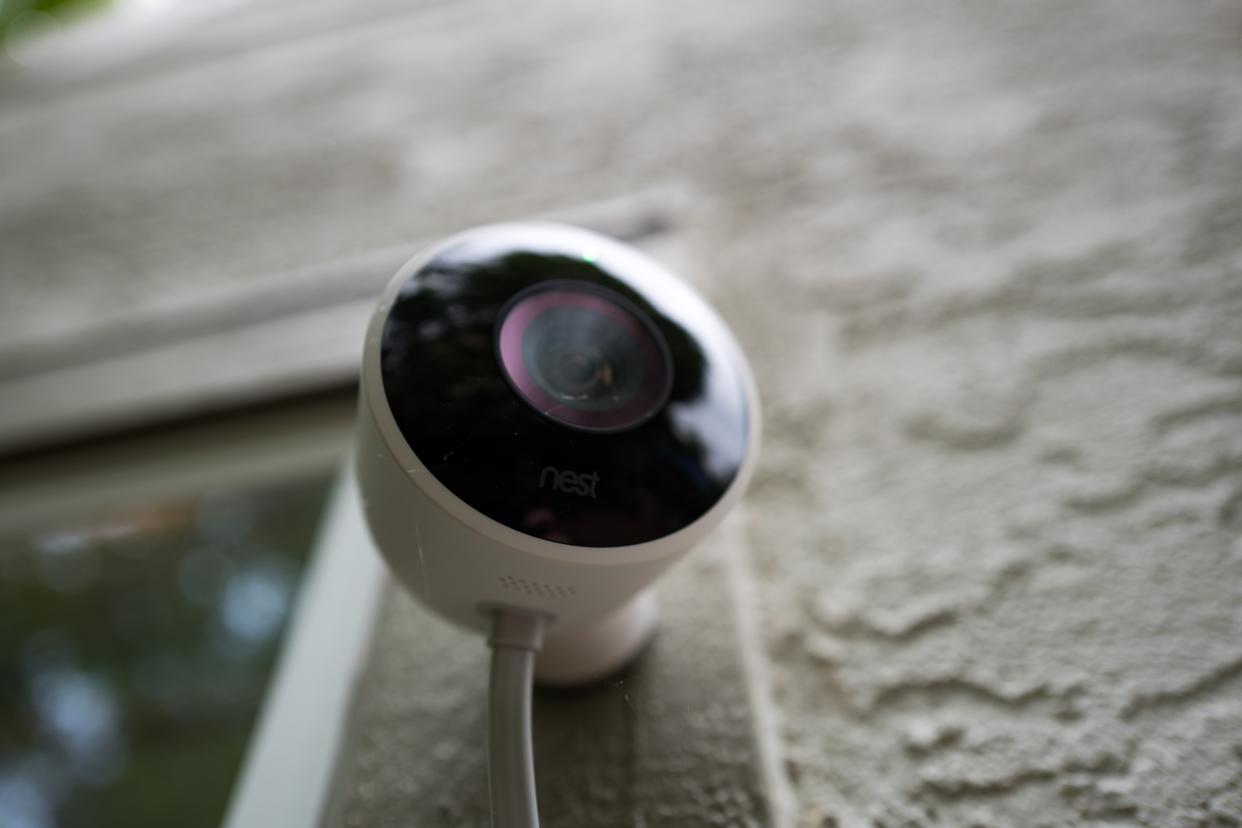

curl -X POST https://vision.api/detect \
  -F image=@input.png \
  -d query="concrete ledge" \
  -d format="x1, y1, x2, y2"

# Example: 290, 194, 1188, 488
332, 515, 775, 828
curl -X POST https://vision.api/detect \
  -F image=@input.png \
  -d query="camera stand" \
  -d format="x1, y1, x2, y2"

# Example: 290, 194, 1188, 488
534, 588, 659, 686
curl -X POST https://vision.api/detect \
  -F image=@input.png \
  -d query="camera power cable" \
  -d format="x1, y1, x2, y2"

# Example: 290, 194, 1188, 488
487, 609, 547, 828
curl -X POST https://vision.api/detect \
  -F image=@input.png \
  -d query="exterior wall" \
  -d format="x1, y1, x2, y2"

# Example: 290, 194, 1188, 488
3, 0, 1240, 824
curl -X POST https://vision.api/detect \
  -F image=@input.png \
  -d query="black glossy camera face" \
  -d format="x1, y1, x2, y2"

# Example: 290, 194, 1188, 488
379, 225, 751, 548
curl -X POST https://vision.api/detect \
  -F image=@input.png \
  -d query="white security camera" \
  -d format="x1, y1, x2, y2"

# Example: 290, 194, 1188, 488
356, 223, 760, 686
356, 223, 759, 826
356, 222, 759, 691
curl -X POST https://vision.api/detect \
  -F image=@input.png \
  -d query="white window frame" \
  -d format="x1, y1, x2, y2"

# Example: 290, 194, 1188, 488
222, 470, 386, 828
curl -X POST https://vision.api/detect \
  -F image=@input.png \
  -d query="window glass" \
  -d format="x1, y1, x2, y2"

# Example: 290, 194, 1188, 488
0, 473, 333, 828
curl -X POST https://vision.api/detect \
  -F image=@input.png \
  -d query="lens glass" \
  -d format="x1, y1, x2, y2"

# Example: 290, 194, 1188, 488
497, 283, 672, 432
523, 307, 644, 411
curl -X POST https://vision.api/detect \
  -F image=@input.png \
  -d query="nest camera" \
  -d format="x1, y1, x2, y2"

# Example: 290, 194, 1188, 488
355, 223, 760, 684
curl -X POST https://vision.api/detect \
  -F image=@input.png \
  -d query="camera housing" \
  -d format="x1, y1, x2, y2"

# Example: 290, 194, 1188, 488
356, 223, 760, 683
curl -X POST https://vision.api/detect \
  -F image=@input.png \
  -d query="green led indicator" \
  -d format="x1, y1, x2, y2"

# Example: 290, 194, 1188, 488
581, 249, 599, 264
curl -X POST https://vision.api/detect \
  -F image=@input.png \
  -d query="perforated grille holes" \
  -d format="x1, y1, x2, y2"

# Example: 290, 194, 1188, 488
498, 575, 576, 600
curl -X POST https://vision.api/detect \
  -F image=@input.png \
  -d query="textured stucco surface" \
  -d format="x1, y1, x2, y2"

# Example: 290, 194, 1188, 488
4, 0, 1242, 825
333, 526, 769, 828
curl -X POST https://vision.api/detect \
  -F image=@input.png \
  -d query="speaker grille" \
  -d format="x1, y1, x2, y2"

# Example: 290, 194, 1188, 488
498, 575, 576, 600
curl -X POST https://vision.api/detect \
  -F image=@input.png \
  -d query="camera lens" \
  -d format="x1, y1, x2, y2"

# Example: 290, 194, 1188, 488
497, 282, 672, 432
524, 306, 644, 410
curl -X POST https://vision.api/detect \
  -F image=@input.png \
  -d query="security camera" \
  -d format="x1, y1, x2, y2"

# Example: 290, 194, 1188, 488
355, 223, 760, 685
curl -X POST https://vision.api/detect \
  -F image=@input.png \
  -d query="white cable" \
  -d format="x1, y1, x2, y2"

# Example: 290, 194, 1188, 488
488, 610, 546, 828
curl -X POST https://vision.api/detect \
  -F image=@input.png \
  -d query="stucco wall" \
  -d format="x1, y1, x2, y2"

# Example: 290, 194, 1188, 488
4, 0, 1240, 824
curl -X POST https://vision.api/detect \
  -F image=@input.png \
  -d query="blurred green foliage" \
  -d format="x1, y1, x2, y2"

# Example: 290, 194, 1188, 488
0, 475, 331, 828
1, 0, 110, 42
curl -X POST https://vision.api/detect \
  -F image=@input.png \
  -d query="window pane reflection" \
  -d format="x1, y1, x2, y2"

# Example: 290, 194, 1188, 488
0, 474, 332, 828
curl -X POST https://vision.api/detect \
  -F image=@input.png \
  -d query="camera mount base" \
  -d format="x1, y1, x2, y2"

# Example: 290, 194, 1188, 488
534, 588, 659, 686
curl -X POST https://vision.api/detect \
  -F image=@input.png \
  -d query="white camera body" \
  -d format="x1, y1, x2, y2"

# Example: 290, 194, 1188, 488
356, 223, 759, 683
